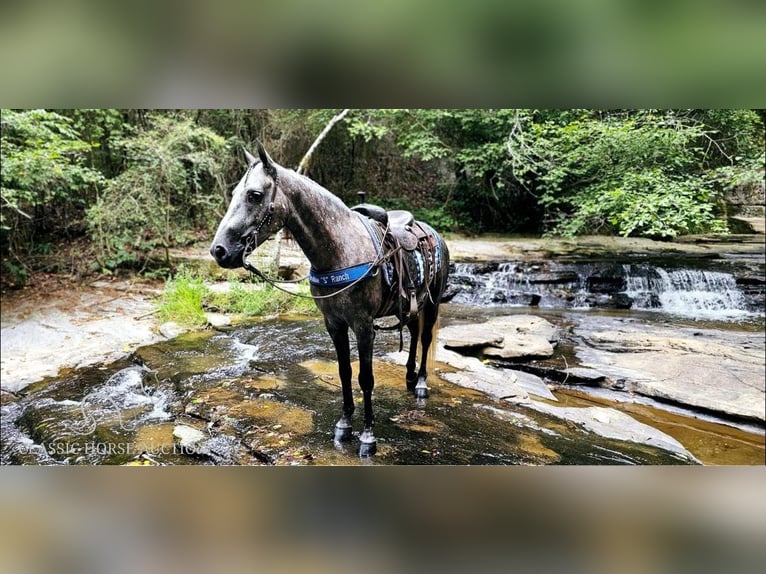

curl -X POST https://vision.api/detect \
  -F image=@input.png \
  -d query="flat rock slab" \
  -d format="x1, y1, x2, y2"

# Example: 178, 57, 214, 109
440, 315, 559, 360
527, 403, 698, 461
483, 335, 554, 359
508, 369, 558, 401
485, 315, 560, 342
439, 323, 504, 349
576, 321, 766, 422
440, 370, 529, 402
1, 287, 161, 393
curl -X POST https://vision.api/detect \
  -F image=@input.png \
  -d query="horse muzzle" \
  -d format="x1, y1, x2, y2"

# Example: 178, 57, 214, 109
210, 242, 246, 269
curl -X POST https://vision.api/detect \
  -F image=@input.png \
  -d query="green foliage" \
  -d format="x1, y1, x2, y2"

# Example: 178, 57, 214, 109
509, 110, 731, 238
346, 109, 530, 232
1, 109, 106, 285
1, 109, 105, 231
157, 269, 209, 327
1, 109, 105, 233
349, 109, 762, 237
159, 270, 318, 327
206, 282, 317, 317
559, 170, 727, 238
87, 112, 227, 270
707, 151, 765, 198
2, 108, 764, 290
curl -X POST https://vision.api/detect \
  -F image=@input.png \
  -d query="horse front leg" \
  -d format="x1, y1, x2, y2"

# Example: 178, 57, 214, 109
326, 319, 354, 442
355, 322, 377, 457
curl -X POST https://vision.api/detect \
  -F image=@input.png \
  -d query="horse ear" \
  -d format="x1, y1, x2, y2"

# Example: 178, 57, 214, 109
256, 140, 274, 169
256, 140, 278, 178
242, 147, 257, 167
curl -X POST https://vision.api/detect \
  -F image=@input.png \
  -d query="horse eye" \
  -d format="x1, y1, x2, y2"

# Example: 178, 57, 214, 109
247, 189, 263, 204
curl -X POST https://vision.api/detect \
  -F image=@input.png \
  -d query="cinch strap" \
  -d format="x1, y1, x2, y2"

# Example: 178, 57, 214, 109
309, 262, 375, 287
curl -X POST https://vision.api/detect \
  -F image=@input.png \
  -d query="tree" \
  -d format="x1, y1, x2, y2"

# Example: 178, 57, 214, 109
1, 109, 104, 283
87, 112, 227, 271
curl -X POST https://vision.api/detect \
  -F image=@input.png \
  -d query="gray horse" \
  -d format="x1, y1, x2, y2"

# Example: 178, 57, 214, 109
210, 143, 450, 457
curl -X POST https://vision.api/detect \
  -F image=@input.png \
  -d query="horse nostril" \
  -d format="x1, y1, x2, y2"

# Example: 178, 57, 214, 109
212, 244, 228, 261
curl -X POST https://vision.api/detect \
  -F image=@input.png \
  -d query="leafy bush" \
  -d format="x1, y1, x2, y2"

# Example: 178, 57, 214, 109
558, 169, 727, 238
87, 113, 227, 271
510, 110, 731, 238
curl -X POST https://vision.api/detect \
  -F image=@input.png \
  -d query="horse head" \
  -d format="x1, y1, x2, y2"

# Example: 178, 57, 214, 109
210, 142, 287, 269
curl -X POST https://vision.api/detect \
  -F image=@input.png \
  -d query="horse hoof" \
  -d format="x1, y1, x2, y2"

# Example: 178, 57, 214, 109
359, 440, 377, 458
334, 424, 352, 442
359, 429, 376, 458
415, 386, 429, 399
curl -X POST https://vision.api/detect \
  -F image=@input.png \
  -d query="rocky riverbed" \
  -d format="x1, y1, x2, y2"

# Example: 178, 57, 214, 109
2, 234, 764, 465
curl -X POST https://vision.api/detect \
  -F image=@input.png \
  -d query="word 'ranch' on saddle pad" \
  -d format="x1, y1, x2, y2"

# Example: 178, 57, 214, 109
309, 204, 443, 324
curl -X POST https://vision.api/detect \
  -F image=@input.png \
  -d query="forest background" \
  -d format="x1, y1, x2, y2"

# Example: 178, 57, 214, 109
1, 108, 763, 287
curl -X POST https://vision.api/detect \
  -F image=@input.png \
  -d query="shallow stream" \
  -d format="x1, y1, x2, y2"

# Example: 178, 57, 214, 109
2, 245, 763, 465
2, 305, 763, 465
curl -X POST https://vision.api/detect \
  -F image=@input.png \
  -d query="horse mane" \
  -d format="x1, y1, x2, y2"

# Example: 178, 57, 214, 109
277, 165, 351, 213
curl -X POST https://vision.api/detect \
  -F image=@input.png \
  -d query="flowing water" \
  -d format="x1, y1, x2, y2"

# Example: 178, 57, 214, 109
2, 314, 709, 466
450, 259, 763, 323
2, 254, 763, 466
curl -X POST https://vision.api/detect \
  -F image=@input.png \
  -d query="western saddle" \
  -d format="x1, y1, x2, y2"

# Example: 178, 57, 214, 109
351, 202, 440, 334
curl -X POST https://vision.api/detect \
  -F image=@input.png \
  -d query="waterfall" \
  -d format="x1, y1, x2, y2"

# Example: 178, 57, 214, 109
623, 266, 750, 318
448, 261, 758, 320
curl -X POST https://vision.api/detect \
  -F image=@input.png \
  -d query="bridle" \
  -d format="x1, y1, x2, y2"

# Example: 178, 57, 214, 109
240, 161, 277, 270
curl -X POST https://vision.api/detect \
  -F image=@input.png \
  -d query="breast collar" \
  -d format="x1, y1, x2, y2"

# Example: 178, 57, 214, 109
308, 213, 383, 288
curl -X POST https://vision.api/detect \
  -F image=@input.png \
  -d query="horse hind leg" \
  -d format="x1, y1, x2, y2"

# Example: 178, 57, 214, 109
405, 320, 420, 391
414, 303, 439, 399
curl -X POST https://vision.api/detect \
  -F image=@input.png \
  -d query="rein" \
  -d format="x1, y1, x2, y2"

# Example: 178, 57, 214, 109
241, 201, 397, 301
242, 246, 399, 301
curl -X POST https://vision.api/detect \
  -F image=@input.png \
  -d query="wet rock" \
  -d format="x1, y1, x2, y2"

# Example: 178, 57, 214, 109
435, 346, 540, 401
488, 315, 560, 342
1, 289, 161, 392
482, 335, 554, 360
159, 321, 189, 339
440, 370, 528, 403
440, 323, 504, 350
562, 367, 607, 385
526, 403, 698, 461
173, 424, 206, 448
440, 315, 559, 361
577, 321, 766, 422
205, 312, 231, 328
528, 270, 580, 284
506, 370, 557, 401
586, 275, 626, 293
1, 390, 20, 406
